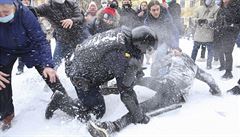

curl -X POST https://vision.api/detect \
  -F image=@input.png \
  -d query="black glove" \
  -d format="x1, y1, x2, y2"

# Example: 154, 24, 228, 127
198, 19, 208, 26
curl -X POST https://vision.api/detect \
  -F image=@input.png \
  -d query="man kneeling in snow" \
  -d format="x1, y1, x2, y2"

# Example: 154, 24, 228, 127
87, 49, 222, 137
44, 26, 158, 124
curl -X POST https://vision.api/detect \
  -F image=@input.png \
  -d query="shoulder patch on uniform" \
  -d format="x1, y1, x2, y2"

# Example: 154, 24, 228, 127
124, 52, 131, 58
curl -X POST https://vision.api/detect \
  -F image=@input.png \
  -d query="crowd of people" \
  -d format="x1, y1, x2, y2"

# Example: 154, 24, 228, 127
0, 0, 239, 136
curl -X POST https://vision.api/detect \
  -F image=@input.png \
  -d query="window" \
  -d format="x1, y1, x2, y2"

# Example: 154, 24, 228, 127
190, 0, 196, 7
180, 0, 185, 8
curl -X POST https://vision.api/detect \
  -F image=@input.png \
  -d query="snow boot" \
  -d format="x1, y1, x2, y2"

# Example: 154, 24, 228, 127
16, 70, 23, 75
0, 113, 14, 131
227, 85, 240, 95
221, 71, 233, 79
45, 91, 90, 121
87, 121, 117, 137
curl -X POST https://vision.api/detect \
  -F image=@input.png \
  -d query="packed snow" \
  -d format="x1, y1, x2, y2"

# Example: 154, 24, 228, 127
1, 38, 240, 137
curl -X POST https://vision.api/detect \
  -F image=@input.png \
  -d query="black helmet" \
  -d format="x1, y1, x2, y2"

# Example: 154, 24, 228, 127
132, 26, 158, 53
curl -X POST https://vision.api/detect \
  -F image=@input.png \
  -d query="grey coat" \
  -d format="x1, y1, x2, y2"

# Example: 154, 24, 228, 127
193, 0, 219, 42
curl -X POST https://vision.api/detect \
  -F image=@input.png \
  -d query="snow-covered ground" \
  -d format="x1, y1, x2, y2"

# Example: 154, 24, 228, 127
1, 39, 240, 137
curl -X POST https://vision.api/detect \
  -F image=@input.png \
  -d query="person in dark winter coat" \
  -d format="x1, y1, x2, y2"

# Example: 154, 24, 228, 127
0, 0, 67, 130
144, 0, 180, 75
87, 51, 222, 137
168, 0, 183, 35
119, 0, 142, 29
145, 0, 179, 49
33, 0, 87, 69
137, 1, 148, 24
44, 26, 158, 125
87, 6, 120, 35
214, 0, 240, 79
15, 0, 31, 75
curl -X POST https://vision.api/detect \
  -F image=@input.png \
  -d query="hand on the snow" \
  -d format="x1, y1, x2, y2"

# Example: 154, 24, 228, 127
0, 71, 10, 91
60, 19, 73, 29
43, 67, 58, 83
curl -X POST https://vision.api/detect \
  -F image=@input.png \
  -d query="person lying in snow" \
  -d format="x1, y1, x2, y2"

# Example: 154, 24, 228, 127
87, 49, 222, 137
44, 26, 158, 124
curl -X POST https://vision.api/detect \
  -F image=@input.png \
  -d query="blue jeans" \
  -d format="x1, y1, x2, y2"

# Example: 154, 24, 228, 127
53, 34, 88, 69
236, 33, 240, 48
191, 41, 213, 67
53, 41, 75, 69
17, 57, 25, 71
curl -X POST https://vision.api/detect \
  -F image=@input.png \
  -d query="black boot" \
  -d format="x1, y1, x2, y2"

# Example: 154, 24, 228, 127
45, 91, 64, 119
45, 91, 90, 121
222, 71, 233, 79
87, 121, 117, 137
227, 86, 240, 95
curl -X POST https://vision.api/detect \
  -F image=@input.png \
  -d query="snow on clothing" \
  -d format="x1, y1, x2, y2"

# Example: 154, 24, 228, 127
0, 3, 53, 68
0, 2, 66, 122
214, 0, 240, 72
34, 0, 85, 44
63, 26, 149, 123
192, 0, 219, 43
92, 52, 221, 134
119, 7, 142, 29
144, 5, 179, 49
34, 0, 87, 68
168, 0, 183, 35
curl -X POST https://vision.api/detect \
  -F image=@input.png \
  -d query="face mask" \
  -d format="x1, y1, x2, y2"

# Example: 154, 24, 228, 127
123, 4, 131, 9
101, 3, 107, 8
0, 12, 14, 23
205, 0, 212, 6
53, 0, 65, 4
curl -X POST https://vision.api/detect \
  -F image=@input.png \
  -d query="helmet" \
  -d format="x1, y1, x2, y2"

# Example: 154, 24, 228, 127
132, 26, 158, 53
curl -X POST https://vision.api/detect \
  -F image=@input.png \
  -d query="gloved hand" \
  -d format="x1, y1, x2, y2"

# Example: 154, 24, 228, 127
198, 19, 208, 26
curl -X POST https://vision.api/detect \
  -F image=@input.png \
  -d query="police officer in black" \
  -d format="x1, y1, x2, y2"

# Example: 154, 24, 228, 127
45, 26, 158, 124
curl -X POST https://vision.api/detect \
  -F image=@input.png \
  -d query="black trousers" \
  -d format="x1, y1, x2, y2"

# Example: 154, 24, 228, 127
0, 59, 66, 121
112, 77, 184, 131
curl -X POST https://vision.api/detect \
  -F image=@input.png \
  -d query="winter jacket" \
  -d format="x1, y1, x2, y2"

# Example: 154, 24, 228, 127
0, 2, 53, 68
193, 0, 219, 42
119, 7, 142, 29
214, 0, 240, 43
136, 9, 148, 25
168, 0, 183, 35
87, 8, 120, 35
34, 0, 85, 44
144, 6, 179, 48
66, 27, 143, 88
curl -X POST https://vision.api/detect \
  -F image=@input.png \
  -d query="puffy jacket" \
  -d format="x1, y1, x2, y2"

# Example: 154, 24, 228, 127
66, 27, 143, 87
0, 2, 53, 68
214, 0, 240, 43
193, 0, 219, 42
144, 6, 179, 48
34, 0, 85, 44
119, 7, 142, 29
168, 0, 183, 35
